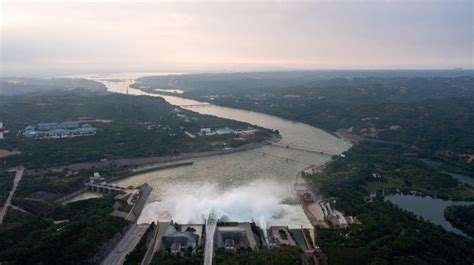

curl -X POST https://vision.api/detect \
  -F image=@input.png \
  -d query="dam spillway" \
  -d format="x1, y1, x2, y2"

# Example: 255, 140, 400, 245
203, 210, 220, 265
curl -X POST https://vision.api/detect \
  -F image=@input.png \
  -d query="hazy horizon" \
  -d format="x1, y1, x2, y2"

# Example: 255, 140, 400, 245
1, 0, 473, 77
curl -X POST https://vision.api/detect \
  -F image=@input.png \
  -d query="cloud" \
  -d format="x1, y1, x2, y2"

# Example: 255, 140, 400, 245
1, 1, 472, 76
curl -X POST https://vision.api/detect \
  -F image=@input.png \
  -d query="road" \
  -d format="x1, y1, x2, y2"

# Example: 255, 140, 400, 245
0, 167, 24, 224
101, 223, 150, 265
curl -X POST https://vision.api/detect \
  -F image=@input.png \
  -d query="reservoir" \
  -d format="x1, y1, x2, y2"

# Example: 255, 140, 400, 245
386, 194, 474, 237
83, 73, 351, 228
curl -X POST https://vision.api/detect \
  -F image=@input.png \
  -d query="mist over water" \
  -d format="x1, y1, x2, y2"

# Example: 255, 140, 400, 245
138, 179, 311, 228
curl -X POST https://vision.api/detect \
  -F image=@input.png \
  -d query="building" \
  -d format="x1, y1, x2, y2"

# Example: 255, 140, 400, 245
215, 127, 235, 135
327, 211, 348, 228
38, 122, 58, 131
60, 121, 80, 129
23, 122, 97, 139
267, 236, 278, 249
215, 223, 258, 251
224, 239, 235, 252
237, 129, 258, 140
180, 225, 204, 248
200, 128, 212, 135
268, 226, 297, 247
161, 225, 198, 254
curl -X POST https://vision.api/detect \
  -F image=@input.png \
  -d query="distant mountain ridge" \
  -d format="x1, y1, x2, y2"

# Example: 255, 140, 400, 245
0, 78, 107, 95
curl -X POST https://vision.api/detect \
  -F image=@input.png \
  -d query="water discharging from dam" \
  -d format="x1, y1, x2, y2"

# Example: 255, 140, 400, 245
76, 73, 352, 249
203, 209, 221, 265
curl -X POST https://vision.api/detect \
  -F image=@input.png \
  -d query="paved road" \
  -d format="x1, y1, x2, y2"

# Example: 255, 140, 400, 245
0, 167, 24, 224
101, 223, 150, 265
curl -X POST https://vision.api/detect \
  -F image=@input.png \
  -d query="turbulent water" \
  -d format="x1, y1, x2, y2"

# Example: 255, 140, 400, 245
75, 73, 351, 229
203, 209, 220, 265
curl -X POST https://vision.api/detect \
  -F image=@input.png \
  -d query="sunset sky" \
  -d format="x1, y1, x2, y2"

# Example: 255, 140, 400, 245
1, 0, 472, 76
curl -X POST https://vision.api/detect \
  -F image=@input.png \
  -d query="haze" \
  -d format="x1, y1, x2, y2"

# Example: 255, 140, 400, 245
1, 0, 472, 76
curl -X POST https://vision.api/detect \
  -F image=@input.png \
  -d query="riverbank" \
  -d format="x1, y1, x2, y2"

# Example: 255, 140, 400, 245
29, 133, 281, 176
51, 134, 281, 204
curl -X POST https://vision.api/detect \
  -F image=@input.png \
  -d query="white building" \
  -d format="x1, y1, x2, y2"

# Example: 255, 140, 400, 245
200, 128, 212, 135
216, 127, 235, 135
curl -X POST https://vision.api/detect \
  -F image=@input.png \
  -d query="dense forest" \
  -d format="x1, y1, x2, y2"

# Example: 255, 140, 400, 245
150, 246, 304, 265
444, 205, 474, 237
0, 195, 128, 264
0, 171, 14, 207
136, 72, 474, 264
137, 74, 474, 172
0, 78, 107, 95
311, 142, 474, 265
0, 90, 273, 169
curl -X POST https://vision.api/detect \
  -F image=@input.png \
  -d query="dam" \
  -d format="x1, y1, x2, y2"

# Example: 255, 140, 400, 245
78, 73, 351, 231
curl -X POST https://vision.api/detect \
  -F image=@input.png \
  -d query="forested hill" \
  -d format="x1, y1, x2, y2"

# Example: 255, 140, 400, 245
135, 70, 474, 92
136, 74, 474, 171
0, 78, 107, 95
0, 90, 273, 168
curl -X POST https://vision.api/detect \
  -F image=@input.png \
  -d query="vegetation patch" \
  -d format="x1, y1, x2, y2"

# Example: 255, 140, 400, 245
444, 205, 474, 237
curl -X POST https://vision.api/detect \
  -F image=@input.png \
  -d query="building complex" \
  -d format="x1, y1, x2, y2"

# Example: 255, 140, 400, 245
23, 121, 97, 139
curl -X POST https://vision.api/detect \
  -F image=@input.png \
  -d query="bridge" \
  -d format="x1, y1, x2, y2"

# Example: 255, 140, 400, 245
270, 142, 341, 156
85, 182, 127, 193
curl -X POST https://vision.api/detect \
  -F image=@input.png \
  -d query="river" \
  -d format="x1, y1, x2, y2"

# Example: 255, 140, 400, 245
73, 72, 351, 228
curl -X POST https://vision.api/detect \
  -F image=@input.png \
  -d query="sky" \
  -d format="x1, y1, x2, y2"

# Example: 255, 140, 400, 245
0, 0, 473, 76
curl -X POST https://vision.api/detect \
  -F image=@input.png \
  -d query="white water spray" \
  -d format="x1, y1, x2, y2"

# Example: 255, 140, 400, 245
138, 179, 312, 228
257, 215, 269, 246
203, 209, 221, 265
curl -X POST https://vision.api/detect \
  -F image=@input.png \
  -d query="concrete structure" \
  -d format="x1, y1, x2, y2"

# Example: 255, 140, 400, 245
86, 182, 127, 193
268, 226, 297, 247
327, 210, 348, 228
271, 142, 340, 156
60, 121, 80, 129
38, 122, 58, 131
161, 225, 198, 254
23, 121, 96, 139
237, 129, 257, 141
180, 225, 204, 248
200, 128, 211, 134
215, 223, 258, 251
0, 122, 6, 140
101, 223, 151, 265
215, 127, 234, 135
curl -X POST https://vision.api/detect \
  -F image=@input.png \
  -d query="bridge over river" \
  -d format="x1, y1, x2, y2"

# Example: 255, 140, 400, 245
270, 142, 341, 156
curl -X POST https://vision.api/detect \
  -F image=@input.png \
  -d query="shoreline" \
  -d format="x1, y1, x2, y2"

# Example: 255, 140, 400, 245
50, 134, 281, 203
29, 133, 281, 175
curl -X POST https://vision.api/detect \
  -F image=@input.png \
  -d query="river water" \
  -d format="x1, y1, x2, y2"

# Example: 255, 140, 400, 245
76, 73, 351, 228
72, 72, 474, 238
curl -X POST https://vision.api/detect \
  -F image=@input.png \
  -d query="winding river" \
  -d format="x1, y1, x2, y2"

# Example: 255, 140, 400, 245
77, 73, 351, 228
74, 73, 472, 239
